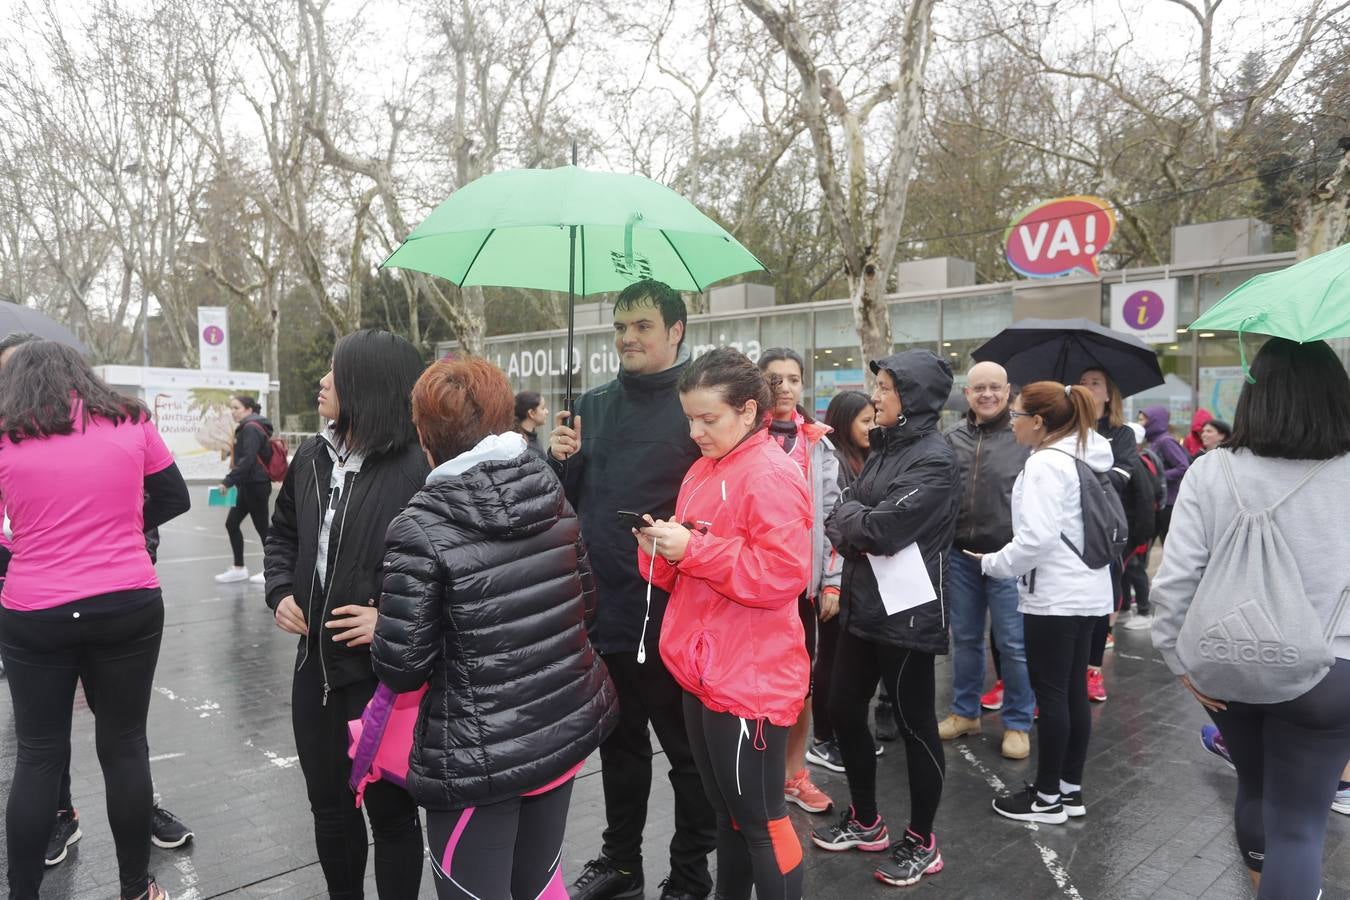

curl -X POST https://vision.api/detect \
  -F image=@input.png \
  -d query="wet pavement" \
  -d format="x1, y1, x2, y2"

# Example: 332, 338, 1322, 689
1, 498, 1347, 899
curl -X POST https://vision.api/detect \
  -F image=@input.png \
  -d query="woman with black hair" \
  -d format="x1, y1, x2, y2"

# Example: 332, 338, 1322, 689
215, 394, 276, 585
264, 329, 430, 899
0, 341, 190, 900
514, 389, 549, 459
1153, 338, 1350, 899
1198, 418, 1232, 453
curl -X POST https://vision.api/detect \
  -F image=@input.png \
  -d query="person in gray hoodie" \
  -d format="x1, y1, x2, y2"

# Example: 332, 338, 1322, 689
1151, 338, 1350, 900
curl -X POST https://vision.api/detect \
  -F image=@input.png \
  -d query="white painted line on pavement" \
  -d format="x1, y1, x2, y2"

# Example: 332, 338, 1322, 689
157, 553, 260, 566
244, 737, 299, 769
1034, 842, 1084, 899
956, 744, 1007, 792
149, 752, 186, 762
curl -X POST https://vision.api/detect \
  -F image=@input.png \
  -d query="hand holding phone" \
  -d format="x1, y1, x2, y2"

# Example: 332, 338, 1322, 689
616, 509, 650, 531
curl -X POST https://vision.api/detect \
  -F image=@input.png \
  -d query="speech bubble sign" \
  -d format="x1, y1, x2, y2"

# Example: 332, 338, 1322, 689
1004, 195, 1117, 278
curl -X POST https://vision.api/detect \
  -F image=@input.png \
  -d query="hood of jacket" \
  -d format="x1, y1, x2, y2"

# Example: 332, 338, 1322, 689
1047, 429, 1115, 473
419, 436, 561, 540
1142, 405, 1171, 441
237, 413, 273, 435
1189, 408, 1213, 437
869, 350, 954, 443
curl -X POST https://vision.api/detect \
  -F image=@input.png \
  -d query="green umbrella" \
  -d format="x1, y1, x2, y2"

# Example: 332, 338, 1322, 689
382, 164, 767, 409
1190, 242, 1350, 380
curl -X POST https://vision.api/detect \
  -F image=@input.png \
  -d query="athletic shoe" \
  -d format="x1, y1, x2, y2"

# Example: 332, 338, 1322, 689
1061, 790, 1086, 818
806, 739, 845, 773
874, 829, 943, 887
1333, 785, 1350, 816
875, 700, 899, 742
214, 567, 249, 584
1104, 632, 1115, 651
1087, 669, 1107, 703
151, 805, 194, 849
992, 785, 1068, 825
810, 806, 889, 852
121, 881, 169, 900
45, 808, 82, 867
980, 680, 1004, 711
875, 737, 885, 758
785, 768, 833, 813
248, 571, 266, 585
570, 857, 643, 900
937, 713, 981, 740
1200, 725, 1235, 769
656, 876, 703, 900
1001, 729, 1030, 760
1122, 613, 1153, 631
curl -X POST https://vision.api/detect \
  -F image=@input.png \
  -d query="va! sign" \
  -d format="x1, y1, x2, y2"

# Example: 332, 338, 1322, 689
1004, 196, 1117, 278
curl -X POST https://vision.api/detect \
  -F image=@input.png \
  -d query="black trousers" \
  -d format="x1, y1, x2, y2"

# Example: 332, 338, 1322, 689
291, 658, 424, 900
1089, 560, 1125, 668
1122, 549, 1151, 615
225, 481, 272, 567
598, 651, 716, 895
812, 614, 841, 741
682, 694, 802, 900
829, 629, 944, 836
1023, 614, 1096, 795
1, 593, 163, 899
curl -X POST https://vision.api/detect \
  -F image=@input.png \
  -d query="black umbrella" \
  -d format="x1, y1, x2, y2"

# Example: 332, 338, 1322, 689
971, 317, 1164, 397
0, 299, 89, 355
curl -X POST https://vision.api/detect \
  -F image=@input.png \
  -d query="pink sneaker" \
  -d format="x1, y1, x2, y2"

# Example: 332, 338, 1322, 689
1087, 668, 1108, 703
980, 680, 1005, 711
785, 768, 833, 814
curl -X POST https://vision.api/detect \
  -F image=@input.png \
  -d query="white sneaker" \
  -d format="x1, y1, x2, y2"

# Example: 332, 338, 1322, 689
248, 572, 266, 585
1123, 614, 1154, 631
214, 567, 249, 584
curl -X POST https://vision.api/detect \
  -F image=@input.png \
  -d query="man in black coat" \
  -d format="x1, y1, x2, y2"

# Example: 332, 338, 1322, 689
548, 280, 715, 900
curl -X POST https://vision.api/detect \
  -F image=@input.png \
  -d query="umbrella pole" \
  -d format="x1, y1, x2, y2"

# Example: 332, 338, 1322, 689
565, 223, 577, 417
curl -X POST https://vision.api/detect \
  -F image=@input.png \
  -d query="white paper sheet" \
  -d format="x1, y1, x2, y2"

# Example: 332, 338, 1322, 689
866, 543, 937, 616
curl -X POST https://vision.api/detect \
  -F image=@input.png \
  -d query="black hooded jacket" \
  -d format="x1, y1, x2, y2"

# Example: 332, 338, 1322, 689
225, 414, 275, 487
550, 358, 701, 655
825, 350, 961, 654
373, 450, 619, 810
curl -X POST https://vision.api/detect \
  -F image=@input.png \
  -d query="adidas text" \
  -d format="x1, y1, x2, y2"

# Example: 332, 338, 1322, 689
1196, 639, 1299, 665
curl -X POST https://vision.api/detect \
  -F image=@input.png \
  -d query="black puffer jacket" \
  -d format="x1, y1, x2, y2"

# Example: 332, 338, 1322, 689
826, 351, 961, 654
374, 446, 618, 810
263, 435, 429, 690
225, 414, 274, 487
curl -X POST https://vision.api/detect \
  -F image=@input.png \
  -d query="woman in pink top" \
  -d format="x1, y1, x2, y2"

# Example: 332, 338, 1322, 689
0, 341, 190, 900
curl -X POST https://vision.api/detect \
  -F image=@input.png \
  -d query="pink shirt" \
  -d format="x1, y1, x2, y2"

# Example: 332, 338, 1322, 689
0, 414, 174, 610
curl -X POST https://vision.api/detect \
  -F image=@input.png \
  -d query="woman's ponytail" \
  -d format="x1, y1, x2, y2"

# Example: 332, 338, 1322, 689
1021, 381, 1099, 452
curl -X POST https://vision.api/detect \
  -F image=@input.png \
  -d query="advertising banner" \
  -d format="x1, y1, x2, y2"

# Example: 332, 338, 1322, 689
1004, 195, 1117, 278
197, 306, 230, 371
1110, 279, 1178, 345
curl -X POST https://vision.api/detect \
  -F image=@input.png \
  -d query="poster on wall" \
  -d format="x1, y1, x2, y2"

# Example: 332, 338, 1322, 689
1110, 279, 1178, 345
1004, 195, 1117, 278
812, 368, 866, 420
197, 306, 230, 371
1199, 366, 1246, 423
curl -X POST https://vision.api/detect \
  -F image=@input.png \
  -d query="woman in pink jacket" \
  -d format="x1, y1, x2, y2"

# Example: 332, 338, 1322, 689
636, 347, 813, 900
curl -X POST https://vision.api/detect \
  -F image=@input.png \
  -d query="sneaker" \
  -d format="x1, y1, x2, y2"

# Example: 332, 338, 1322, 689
1333, 785, 1350, 816
570, 857, 643, 900
992, 785, 1068, 825
122, 882, 169, 900
1104, 632, 1115, 651
1087, 669, 1107, 703
874, 700, 899, 742
874, 828, 943, 887
214, 567, 249, 584
1123, 613, 1153, 631
1001, 729, 1030, 760
1061, 790, 1085, 818
937, 713, 981, 740
151, 805, 194, 849
806, 739, 845, 773
875, 737, 885, 758
811, 806, 889, 852
980, 680, 1004, 711
45, 808, 82, 866
1200, 725, 1234, 769
785, 768, 833, 813
248, 571, 266, 585
656, 876, 703, 900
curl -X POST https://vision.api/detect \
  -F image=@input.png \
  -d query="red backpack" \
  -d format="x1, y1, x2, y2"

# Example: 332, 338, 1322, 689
247, 421, 289, 482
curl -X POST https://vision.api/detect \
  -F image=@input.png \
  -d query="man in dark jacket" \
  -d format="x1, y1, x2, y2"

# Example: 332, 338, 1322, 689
547, 280, 715, 900
938, 362, 1034, 760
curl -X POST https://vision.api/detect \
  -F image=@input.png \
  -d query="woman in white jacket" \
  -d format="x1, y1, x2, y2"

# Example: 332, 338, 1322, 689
969, 381, 1115, 825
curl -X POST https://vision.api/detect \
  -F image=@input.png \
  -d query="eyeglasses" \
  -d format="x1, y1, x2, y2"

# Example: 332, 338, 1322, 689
1008, 410, 1033, 419
967, 384, 1007, 395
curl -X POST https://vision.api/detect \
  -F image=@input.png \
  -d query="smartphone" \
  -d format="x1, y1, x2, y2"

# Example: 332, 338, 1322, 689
616, 510, 649, 530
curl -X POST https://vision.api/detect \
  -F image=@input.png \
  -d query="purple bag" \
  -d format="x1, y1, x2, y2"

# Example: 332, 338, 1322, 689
347, 682, 427, 807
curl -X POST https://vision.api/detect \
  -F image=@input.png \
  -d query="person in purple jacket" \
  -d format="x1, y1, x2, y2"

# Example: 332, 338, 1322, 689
1138, 406, 1190, 545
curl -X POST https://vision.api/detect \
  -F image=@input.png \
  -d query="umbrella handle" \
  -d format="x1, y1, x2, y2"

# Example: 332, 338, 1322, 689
1238, 314, 1263, 384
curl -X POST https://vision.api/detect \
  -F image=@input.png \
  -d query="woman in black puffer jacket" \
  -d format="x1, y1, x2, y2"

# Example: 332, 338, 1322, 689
373, 356, 618, 900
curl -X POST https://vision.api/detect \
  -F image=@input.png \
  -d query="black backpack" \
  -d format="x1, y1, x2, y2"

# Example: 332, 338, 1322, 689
1053, 450, 1129, 569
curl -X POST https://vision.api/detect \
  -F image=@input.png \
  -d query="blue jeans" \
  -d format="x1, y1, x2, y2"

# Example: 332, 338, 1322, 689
947, 549, 1035, 730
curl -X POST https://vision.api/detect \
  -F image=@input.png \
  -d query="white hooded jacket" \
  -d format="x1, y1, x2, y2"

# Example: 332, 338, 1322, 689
981, 430, 1116, 617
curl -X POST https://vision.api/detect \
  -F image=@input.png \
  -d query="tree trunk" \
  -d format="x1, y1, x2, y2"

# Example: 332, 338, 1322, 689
1297, 139, 1350, 260
850, 256, 893, 369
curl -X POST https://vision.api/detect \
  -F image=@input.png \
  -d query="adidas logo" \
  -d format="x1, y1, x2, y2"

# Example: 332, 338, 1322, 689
1195, 600, 1301, 666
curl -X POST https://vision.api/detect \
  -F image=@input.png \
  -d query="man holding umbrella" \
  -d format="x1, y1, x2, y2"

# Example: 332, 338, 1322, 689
549, 279, 715, 900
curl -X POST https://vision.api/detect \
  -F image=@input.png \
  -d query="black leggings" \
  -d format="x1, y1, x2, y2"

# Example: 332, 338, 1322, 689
683, 693, 802, 900
1023, 614, 1096, 795
1121, 549, 1151, 614
812, 614, 840, 741
225, 481, 272, 567
829, 630, 944, 836
291, 659, 424, 899
1089, 560, 1125, 668
1, 593, 164, 899
1207, 661, 1350, 898
426, 775, 575, 900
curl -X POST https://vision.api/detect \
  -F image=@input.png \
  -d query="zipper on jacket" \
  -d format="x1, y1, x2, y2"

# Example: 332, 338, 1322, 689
938, 550, 946, 631
965, 429, 984, 546
297, 457, 323, 676
316, 470, 358, 706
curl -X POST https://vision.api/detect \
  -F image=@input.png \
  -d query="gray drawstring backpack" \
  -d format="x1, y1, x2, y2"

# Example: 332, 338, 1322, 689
1176, 450, 1350, 704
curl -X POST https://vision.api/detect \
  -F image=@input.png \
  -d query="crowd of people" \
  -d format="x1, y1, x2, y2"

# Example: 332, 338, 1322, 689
0, 277, 1348, 900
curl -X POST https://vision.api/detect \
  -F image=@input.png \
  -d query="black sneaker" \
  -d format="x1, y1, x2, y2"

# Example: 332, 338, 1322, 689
874, 829, 943, 887
151, 805, 194, 849
657, 875, 706, 900
874, 700, 899, 742
1061, 790, 1085, 818
874, 738, 885, 758
992, 785, 1068, 825
806, 739, 845, 773
570, 857, 644, 900
45, 808, 82, 867
810, 806, 889, 852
